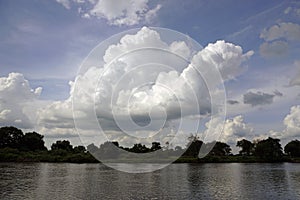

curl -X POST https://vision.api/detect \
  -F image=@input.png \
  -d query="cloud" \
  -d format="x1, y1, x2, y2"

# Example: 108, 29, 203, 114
192, 40, 253, 81
202, 115, 253, 144
283, 105, 300, 137
259, 22, 300, 58
144, 4, 162, 23
243, 91, 276, 107
284, 7, 292, 14
289, 60, 300, 86
38, 27, 252, 141
0, 73, 42, 128
227, 100, 239, 105
38, 98, 75, 129
259, 40, 288, 58
56, 0, 71, 9
271, 105, 300, 139
56, 0, 162, 26
273, 90, 283, 97
260, 22, 300, 42
284, 6, 300, 16
55, 0, 89, 10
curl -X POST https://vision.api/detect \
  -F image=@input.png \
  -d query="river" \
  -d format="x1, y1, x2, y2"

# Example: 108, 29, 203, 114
0, 163, 299, 199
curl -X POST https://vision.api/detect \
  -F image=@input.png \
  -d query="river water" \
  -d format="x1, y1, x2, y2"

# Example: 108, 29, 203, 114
0, 163, 299, 199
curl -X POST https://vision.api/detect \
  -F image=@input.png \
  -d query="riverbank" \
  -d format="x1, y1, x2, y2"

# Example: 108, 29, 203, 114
1, 148, 299, 163
174, 155, 300, 163
0, 148, 98, 163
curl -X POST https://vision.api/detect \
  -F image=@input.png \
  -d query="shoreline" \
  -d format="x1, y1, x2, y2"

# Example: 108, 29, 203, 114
1, 155, 299, 164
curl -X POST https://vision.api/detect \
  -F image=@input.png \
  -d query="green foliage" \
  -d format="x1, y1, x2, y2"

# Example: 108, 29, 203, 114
51, 140, 73, 152
0, 126, 24, 149
151, 142, 162, 151
0, 148, 20, 162
209, 141, 232, 156
98, 141, 121, 159
254, 137, 283, 161
87, 143, 98, 154
183, 137, 203, 158
237, 139, 254, 156
20, 132, 47, 151
73, 145, 86, 153
130, 143, 150, 153
284, 140, 300, 157
0, 126, 297, 163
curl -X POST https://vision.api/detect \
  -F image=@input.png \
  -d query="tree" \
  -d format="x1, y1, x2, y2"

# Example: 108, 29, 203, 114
73, 145, 86, 153
130, 143, 150, 153
150, 142, 162, 152
209, 142, 232, 156
164, 141, 170, 150
0, 126, 24, 149
173, 146, 184, 156
87, 143, 98, 153
98, 141, 121, 159
20, 132, 47, 151
112, 141, 119, 148
236, 139, 254, 156
254, 137, 283, 161
51, 140, 73, 152
183, 135, 203, 158
175, 146, 183, 152
284, 140, 300, 157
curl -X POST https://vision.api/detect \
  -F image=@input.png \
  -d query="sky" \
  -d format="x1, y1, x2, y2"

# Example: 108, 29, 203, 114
0, 0, 300, 150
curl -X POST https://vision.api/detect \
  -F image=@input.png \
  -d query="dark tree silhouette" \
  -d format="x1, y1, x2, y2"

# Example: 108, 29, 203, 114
151, 142, 162, 151
183, 135, 203, 158
20, 132, 47, 151
0, 126, 24, 149
284, 140, 300, 157
175, 146, 183, 152
209, 142, 232, 156
236, 139, 254, 156
99, 141, 121, 159
87, 143, 98, 154
130, 143, 150, 153
51, 140, 73, 152
73, 145, 86, 153
254, 137, 283, 161
2, 126, 299, 163
112, 141, 119, 147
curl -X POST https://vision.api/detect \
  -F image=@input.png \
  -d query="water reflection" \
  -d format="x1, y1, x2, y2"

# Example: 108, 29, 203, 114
185, 163, 243, 199
0, 163, 299, 199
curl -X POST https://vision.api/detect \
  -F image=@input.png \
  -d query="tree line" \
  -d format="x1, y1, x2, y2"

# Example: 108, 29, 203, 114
0, 126, 96, 163
0, 126, 300, 163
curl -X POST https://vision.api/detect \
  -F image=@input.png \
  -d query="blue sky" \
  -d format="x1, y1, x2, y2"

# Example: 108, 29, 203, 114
0, 0, 300, 148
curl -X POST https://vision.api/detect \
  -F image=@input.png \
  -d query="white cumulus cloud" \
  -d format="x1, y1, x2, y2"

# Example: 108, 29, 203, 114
259, 22, 300, 58
202, 115, 253, 144
195, 40, 253, 81
55, 0, 162, 26
283, 105, 300, 137
0, 73, 42, 128
269, 105, 300, 141
260, 22, 300, 42
37, 27, 252, 143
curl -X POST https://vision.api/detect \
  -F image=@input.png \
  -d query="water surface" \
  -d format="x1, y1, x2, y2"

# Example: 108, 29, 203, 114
0, 163, 299, 199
